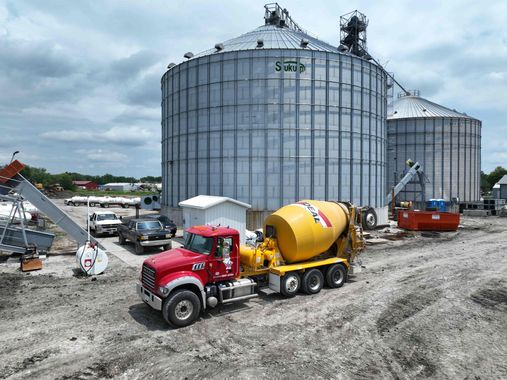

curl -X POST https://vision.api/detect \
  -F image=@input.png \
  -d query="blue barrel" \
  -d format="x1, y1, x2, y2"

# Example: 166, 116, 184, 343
427, 199, 447, 212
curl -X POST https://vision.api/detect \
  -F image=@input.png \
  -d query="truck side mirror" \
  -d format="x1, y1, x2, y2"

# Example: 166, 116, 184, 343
215, 238, 223, 258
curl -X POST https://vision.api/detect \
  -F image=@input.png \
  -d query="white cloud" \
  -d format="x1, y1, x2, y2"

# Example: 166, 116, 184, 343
83, 149, 128, 163
39, 126, 153, 146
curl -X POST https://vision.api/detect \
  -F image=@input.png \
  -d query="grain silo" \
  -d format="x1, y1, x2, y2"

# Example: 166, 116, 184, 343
161, 4, 389, 227
387, 91, 481, 203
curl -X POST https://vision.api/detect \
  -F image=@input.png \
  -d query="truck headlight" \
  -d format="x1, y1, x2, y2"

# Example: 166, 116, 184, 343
165, 234, 171, 238
159, 287, 169, 296
139, 235, 148, 241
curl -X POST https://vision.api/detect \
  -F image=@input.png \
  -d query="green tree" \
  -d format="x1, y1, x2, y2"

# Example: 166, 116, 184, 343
487, 166, 507, 190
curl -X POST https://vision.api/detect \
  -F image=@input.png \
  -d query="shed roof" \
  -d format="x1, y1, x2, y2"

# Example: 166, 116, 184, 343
388, 95, 478, 120
179, 195, 251, 210
496, 174, 507, 185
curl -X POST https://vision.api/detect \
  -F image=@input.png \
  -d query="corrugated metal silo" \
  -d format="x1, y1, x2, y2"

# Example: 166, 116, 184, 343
387, 92, 481, 202
162, 4, 389, 226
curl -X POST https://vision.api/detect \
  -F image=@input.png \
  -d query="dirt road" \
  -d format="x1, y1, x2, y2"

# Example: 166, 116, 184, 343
0, 217, 506, 379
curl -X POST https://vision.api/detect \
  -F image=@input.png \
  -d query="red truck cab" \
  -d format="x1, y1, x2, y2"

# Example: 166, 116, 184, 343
137, 226, 256, 327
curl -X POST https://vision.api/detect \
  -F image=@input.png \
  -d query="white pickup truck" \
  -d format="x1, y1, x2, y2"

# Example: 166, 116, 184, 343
87, 211, 122, 236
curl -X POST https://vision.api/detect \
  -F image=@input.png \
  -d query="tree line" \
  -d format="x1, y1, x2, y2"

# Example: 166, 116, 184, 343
20, 165, 161, 190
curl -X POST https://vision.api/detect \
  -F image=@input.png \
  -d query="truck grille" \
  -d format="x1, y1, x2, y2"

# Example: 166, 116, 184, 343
142, 264, 156, 290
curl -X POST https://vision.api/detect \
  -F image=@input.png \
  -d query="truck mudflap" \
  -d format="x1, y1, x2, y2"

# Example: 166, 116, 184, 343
136, 283, 162, 310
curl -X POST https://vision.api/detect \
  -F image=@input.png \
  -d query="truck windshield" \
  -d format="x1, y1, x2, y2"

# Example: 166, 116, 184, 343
97, 214, 118, 221
184, 233, 213, 255
137, 221, 161, 230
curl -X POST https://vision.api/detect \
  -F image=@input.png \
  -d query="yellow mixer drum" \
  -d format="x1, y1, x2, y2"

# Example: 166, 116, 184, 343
264, 200, 349, 264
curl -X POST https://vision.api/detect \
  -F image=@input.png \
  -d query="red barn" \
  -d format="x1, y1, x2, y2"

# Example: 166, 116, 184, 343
72, 180, 98, 190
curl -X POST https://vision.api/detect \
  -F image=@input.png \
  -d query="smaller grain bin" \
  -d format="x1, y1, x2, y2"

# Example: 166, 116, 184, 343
387, 91, 481, 203
179, 195, 251, 244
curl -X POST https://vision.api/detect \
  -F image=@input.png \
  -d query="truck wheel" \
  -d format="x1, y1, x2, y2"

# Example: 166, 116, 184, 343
162, 289, 201, 328
135, 242, 144, 254
325, 264, 348, 288
362, 207, 378, 230
118, 233, 126, 245
89, 202, 96, 207
302, 269, 324, 295
280, 272, 300, 298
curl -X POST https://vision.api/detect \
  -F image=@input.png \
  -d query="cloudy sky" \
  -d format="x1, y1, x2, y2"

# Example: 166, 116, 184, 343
0, 0, 506, 178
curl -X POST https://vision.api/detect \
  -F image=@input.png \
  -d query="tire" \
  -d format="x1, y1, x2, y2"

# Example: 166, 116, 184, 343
162, 289, 201, 328
302, 269, 324, 295
325, 264, 348, 288
89, 202, 95, 207
280, 272, 300, 298
135, 241, 144, 254
103, 203, 109, 208
118, 233, 126, 245
121, 204, 127, 209
362, 207, 378, 230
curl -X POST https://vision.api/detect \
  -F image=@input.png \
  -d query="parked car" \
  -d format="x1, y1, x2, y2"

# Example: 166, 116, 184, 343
117, 218, 172, 254
144, 214, 177, 237
87, 211, 122, 236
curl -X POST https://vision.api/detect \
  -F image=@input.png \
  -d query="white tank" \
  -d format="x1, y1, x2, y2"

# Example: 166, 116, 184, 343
76, 242, 108, 275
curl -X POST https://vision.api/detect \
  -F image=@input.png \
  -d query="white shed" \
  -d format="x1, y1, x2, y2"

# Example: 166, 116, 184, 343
179, 195, 251, 244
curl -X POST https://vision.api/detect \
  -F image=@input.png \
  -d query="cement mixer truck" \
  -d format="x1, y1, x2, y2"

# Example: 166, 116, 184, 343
137, 200, 364, 327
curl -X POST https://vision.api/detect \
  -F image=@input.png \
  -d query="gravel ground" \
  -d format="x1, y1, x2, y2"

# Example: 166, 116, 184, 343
0, 216, 506, 379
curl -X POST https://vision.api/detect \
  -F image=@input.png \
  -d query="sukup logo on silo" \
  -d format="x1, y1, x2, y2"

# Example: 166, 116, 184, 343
275, 60, 305, 73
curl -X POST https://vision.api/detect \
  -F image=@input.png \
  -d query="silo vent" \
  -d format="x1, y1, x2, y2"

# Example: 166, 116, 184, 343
215, 43, 224, 51
422, 108, 427, 112
300, 38, 309, 48
394, 111, 398, 114
257, 39, 264, 48
167, 63, 176, 69
184, 52, 194, 59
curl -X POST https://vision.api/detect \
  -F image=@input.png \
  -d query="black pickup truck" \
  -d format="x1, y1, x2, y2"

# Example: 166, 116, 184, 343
117, 218, 172, 254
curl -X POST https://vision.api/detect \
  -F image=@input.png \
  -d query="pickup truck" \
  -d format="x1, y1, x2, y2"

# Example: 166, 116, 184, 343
118, 218, 172, 254
87, 211, 122, 236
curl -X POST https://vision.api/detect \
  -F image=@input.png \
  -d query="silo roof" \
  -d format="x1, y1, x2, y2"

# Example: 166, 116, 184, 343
194, 24, 339, 58
388, 95, 478, 120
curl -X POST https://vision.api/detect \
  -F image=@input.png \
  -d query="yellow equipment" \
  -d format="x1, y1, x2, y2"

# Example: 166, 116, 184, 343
240, 200, 364, 277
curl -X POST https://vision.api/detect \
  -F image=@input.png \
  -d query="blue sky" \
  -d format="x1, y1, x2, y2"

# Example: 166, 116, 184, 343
0, 0, 505, 177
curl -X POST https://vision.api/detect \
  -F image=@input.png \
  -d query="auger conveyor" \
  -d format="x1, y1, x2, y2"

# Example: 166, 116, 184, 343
0, 160, 101, 251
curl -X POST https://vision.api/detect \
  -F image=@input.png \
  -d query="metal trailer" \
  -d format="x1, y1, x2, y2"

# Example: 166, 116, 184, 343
0, 194, 55, 254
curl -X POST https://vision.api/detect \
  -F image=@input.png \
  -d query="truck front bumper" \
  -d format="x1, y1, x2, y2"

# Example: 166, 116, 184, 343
96, 226, 118, 235
136, 283, 163, 310
139, 239, 171, 247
